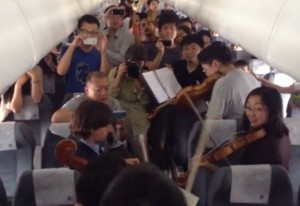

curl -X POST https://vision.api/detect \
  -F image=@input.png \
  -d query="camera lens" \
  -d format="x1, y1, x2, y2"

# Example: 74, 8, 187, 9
126, 62, 140, 78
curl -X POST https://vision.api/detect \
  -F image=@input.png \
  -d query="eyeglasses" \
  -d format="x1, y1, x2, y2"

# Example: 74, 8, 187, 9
79, 29, 99, 37
244, 106, 267, 115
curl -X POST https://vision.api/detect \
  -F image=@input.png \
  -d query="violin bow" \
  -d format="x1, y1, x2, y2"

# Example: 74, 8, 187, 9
181, 91, 231, 191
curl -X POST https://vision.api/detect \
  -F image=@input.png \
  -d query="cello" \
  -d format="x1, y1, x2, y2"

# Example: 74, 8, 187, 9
55, 139, 88, 172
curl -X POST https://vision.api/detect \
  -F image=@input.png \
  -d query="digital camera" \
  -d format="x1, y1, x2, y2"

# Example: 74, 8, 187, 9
126, 61, 141, 78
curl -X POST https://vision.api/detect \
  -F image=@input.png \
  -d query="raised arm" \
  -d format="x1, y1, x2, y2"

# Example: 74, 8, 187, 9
97, 33, 111, 75
57, 36, 83, 75
145, 40, 164, 71
10, 74, 29, 113
27, 66, 43, 103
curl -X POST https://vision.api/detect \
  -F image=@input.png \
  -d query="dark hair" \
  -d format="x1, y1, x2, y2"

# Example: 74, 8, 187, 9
234, 59, 248, 68
147, 0, 159, 6
157, 10, 179, 30
76, 153, 127, 206
198, 41, 232, 65
197, 29, 212, 40
181, 34, 204, 48
70, 100, 113, 139
86, 71, 107, 83
178, 25, 192, 36
124, 45, 147, 62
78, 14, 100, 29
99, 163, 187, 206
242, 87, 289, 137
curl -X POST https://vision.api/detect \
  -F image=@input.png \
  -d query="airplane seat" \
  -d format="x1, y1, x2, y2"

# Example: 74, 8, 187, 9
13, 168, 79, 206
0, 122, 35, 199
207, 165, 293, 206
42, 72, 66, 113
283, 118, 300, 205
187, 119, 242, 165
0, 178, 7, 206
191, 167, 216, 206
42, 128, 65, 168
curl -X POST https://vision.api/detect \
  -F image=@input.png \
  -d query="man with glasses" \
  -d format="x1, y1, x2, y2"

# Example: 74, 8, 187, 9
104, 5, 134, 67
57, 14, 110, 94
199, 42, 260, 121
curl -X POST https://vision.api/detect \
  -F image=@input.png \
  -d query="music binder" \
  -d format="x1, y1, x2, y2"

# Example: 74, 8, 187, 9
142, 67, 182, 103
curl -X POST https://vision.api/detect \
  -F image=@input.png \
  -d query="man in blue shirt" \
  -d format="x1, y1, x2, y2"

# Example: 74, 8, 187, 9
58, 14, 110, 94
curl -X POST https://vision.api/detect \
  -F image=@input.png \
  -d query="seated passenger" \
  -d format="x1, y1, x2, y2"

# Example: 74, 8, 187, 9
69, 99, 139, 163
51, 71, 122, 123
199, 42, 260, 120
57, 14, 109, 94
0, 66, 43, 122
99, 163, 187, 206
75, 153, 127, 206
108, 44, 150, 135
241, 87, 291, 170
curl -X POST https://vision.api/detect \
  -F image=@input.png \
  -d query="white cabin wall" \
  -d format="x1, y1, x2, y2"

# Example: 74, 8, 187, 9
0, 0, 102, 94
168, 0, 300, 81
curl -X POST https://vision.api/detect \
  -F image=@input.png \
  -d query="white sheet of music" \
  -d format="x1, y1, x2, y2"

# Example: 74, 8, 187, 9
142, 71, 169, 103
155, 67, 182, 98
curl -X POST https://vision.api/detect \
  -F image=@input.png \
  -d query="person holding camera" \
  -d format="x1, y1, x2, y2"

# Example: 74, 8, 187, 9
104, 5, 134, 67
145, 10, 181, 71
108, 45, 150, 136
57, 14, 110, 96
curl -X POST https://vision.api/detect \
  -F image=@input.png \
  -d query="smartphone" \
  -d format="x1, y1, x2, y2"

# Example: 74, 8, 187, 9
83, 37, 97, 45
112, 9, 125, 16
136, 12, 147, 20
113, 110, 126, 119
161, 40, 172, 47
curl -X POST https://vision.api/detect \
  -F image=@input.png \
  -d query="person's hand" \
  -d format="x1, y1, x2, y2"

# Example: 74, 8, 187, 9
16, 73, 29, 87
124, 158, 140, 165
70, 35, 83, 47
97, 33, 108, 53
155, 40, 165, 53
116, 63, 127, 78
165, 64, 173, 71
26, 66, 42, 80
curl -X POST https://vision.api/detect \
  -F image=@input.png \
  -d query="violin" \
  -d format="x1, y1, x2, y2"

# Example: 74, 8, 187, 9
145, 72, 222, 120
176, 128, 266, 187
55, 139, 88, 172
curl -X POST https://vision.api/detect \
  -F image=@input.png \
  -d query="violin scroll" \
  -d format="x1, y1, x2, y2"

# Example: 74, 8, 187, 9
55, 139, 88, 172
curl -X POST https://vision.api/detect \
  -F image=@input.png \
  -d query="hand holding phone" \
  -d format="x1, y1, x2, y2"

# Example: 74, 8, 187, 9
113, 110, 126, 119
161, 40, 172, 47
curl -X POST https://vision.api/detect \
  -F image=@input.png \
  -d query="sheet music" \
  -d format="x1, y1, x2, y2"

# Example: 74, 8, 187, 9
142, 71, 169, 103
155, 67, 182, 98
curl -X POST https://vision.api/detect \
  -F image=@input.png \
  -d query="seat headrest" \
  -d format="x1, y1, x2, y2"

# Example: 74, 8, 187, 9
33, 168, 76, 206
49, 123, 70, 138
205, 119, 236, 148
0, 122, 16, 151
14, 95, 39, 120
230, 165, 271, 204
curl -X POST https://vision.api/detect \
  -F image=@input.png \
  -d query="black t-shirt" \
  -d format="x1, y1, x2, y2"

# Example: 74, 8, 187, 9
172, 60, 206, 88
145, 43, 182, 68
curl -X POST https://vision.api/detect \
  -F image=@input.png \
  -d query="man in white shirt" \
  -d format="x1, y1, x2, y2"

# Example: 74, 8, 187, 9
51, 71, 122, 123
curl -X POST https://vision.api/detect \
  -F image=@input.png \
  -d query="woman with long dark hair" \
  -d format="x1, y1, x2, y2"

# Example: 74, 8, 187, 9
241, 86, 291, 170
